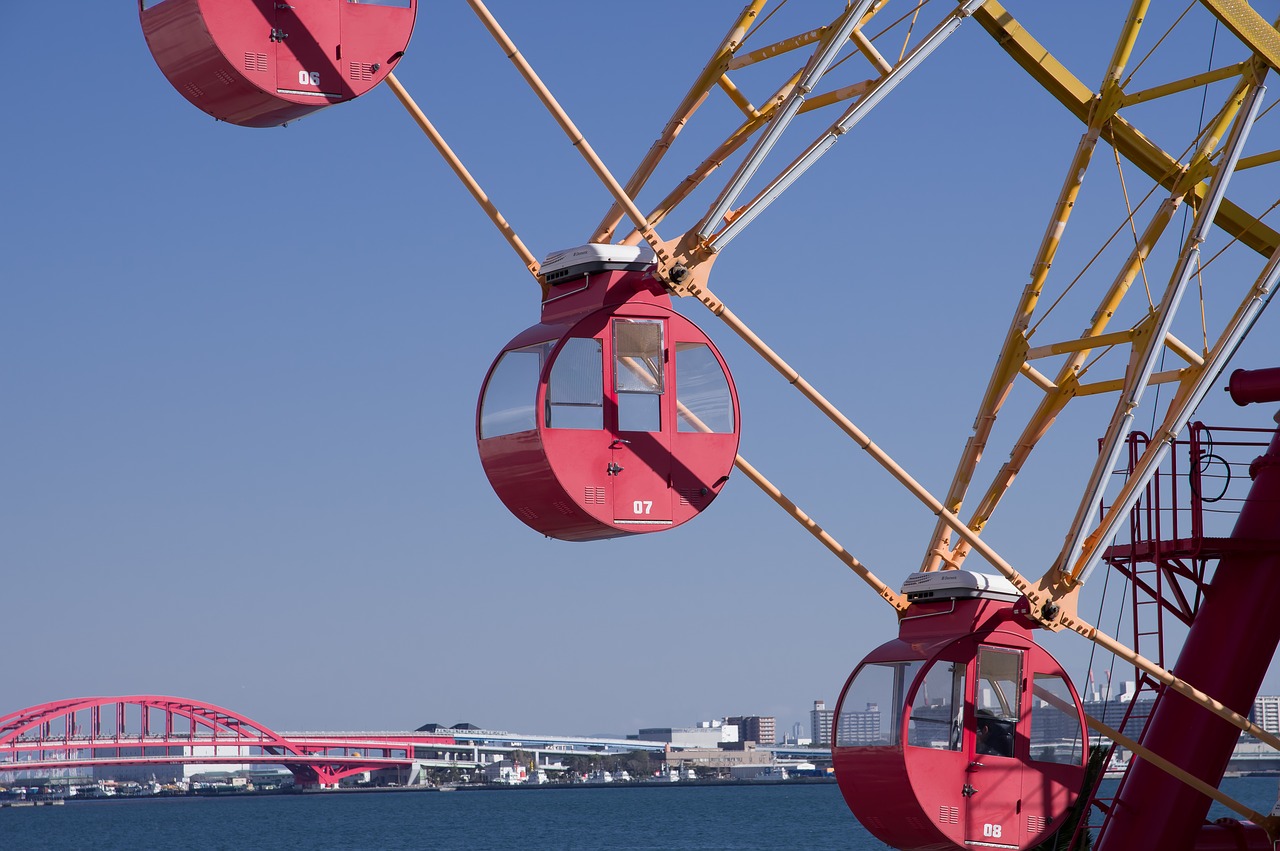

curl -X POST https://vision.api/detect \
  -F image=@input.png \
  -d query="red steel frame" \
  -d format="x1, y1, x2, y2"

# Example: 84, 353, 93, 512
0, 695, 449, 788
1089, 415, 1280, 850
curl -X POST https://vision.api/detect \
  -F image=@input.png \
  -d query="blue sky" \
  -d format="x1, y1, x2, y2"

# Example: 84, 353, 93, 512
3, 2, 1279, 739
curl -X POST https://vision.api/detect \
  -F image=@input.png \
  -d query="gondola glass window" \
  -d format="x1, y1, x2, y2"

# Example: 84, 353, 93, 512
548, 338, 603, 429
837, 661, 921, 747
907, 662, 965, 751
614, 319, 664, 432
676, 342, 735, 433
480, 342, 551, 438
975, 646, 1022, 758
1030, 673, 1085, 765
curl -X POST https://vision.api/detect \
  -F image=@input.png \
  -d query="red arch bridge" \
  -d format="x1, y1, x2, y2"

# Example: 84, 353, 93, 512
0, 696, 457, 788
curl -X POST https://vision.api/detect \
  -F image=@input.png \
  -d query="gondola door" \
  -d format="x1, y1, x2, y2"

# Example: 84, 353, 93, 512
274, 1, 342, 101
609, 318, 673, 528
964, 645, 1025, 850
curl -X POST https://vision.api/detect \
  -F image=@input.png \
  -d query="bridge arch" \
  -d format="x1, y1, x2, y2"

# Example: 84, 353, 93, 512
0, 695, 403, 788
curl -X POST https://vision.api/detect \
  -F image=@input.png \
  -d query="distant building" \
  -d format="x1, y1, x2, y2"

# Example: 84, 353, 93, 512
811, 700, 834, 747
702, 720, 739, 744
726, 716, 775, 746
836, 702, 882, 746
1081, 695, 1154, 739
1252, 696, 1280, 736
637, 726, 727, 749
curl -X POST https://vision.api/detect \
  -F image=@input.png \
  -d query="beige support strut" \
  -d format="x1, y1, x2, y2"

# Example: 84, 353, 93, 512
465, 0, 678, 278
383, 72, 542, 290
1089, 708, 1279, 836
1033, 683, 1276, 832
732, 454, 908, 611
617, 356, 908, 612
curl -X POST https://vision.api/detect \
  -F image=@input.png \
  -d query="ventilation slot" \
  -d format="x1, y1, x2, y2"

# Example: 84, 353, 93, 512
552, 501, 575, 517
517, 506, 538, 522
678, 488, 707, 507
244, 52, 268, 73
938, 806, 958, 825
349, 62, 374, 82
1027, 815, 1048, 833
584, 487, 606, 505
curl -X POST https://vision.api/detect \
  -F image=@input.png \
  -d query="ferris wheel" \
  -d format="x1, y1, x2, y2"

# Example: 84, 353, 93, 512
139, 1, 1280, 849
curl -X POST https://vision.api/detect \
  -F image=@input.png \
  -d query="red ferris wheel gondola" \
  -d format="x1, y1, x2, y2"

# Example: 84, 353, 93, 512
139, 0, 417, 128
477, 245, 740, 541
832, 571, 1088, 851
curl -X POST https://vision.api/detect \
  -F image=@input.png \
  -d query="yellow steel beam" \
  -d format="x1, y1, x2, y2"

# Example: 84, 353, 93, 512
1074, 367, 1189, 397
921, 0, 1152, 572
939, 3, 1273, 570
1200, 0, 1280, 73
726, 0, 891, 72
799, 80, 875, 113
728, 27, 825, 70
954, 79, 1251, 566
974, 1, 1280, 257
1237, 148, 1280, 170
592, 1, 768, 244
620, 71, 803, 247
1025, 329, 1141, 360
1121, 62, 1251, 107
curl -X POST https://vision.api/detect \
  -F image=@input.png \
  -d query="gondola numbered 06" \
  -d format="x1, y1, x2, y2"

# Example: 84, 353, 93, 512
478, 245, 740, 541
140, 0, 417, 127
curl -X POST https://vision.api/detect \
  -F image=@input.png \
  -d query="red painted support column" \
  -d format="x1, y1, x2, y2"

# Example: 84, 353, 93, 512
1097, 412, 1280, 851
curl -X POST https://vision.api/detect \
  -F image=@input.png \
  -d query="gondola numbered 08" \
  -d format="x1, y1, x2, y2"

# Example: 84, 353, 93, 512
140, 0, 417, 127
478, 245, 740, 541
833, 571, 1088, 851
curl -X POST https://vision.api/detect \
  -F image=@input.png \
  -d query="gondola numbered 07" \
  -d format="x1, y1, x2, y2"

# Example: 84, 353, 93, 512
478, 245, 740, 541
833, 571, 1088, 851
140, 0, 417, 127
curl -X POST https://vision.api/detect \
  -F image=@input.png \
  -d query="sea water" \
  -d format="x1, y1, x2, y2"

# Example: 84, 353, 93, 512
2, 777, 1277, 850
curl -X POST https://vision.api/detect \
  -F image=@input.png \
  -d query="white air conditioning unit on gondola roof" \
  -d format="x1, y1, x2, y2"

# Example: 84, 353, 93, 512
899, 570, 1022, 603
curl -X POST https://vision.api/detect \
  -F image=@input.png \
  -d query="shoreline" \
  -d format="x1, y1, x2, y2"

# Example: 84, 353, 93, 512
449, 777, 838, 792
7, 777, 839, 806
